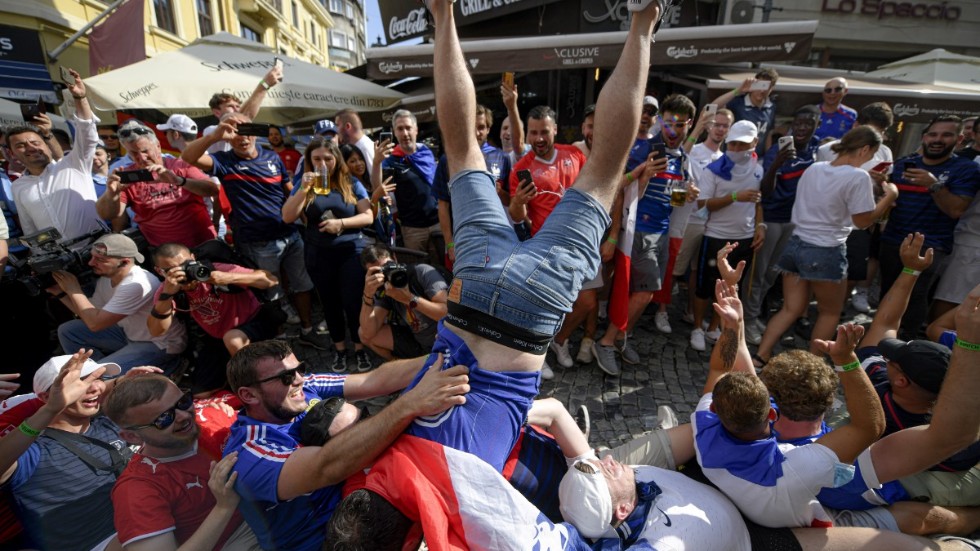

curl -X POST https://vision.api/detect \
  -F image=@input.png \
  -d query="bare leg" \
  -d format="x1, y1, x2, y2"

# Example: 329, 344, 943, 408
808, 279, 848, 355
888, 501, 980, 536
572, 5, 660, 211
294, 290, 314, 330
791, 527, 968, 551
756, 275, 809, 362
555, 290, 597, 346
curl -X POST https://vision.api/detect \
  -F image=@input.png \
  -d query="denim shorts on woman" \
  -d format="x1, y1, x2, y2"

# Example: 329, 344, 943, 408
447, 169, 610, 337
776, 235, 848, 282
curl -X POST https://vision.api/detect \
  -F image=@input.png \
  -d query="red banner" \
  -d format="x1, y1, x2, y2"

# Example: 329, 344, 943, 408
89, 0, 146, 76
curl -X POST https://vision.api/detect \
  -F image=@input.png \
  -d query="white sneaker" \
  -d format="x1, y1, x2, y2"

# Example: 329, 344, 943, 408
657, 405, 679, 429
550, 340, 574, 369
852, 288, 871, 313
746, 322, 763, 345
690, 328, 706, 351
654, 311, 672, 334
705, 328, 722, 343
282, 302, 300, 325
541, 362, 555, 380
576, 337, 595, 363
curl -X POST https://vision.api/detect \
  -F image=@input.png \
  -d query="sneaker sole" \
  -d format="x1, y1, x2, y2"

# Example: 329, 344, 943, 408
296, 338, 329, 351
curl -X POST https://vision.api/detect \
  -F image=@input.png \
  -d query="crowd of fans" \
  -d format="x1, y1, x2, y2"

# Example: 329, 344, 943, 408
0, 0, 979, 549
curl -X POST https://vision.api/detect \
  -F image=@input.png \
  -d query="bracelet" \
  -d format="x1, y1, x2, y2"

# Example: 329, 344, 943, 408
18, 421, 41, 438
625, 172, 634, 183
260, 80, 271, 90
756, 223, 768, 230
446, 241, 455, 251
177, 176, 187, 187
158, 292, 176, 301
150, 308, 173, 320
955, 337, 980, 351
340, 219, 345, 230
731, 87, 741, 96
53, 291, 67, 299
606, 236, 618, 245
686, 136, 697, 143
72, 94, 86, 99
902, 267, 921, 277
835, 360, 861, 373
362, 296, 373, 307
731, 191, 738, 202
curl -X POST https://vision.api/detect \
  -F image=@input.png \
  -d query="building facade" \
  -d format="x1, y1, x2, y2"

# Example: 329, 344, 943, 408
323, 0, 367, 70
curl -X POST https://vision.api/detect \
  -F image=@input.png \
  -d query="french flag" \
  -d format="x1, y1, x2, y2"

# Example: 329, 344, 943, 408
609, 179, 639, 331
345, 435, 594, 550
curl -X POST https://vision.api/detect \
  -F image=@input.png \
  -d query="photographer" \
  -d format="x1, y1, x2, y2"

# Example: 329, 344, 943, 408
358, 244, 448, 361
148, 242, 282, 394
50, 234, 186, 372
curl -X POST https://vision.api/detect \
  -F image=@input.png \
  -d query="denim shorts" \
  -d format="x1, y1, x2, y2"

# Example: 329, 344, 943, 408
776, 235, 848, 282
236, 231, 314, 299
448, 169, 610, 337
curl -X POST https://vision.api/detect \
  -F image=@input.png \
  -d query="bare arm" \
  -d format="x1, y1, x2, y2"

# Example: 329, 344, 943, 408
96, 173, 129, 220
0, 238, 7, 283
761, 148, 795, 197
33, 114, 63, 160
812, 324, 885, 465
704, 279, 754, 394
502, 83, 524, 154
210, 269, 278, 290
238, 66, 282, 120
282, 175, 312, 224
181, 126, 232, 172
711, 78, 753, 111
527, 398, 591, 458
932, 187, 972, 219
861, 233, 934, 348
342, 356, 428, 400
275, 359, 469, 500
926, 305, 957, 343
50, 271, 126, 332
438, 200, 454, 261
852, 182, 898, 229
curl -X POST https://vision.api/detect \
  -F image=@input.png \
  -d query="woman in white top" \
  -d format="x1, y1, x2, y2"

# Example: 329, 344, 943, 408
754, 126, 898, 366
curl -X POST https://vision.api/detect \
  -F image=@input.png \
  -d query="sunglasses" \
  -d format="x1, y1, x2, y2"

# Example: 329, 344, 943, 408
643, 106, 658, 116
824, 86, 844, 93
253, 362, 308, 386
126, 390, 194, 430
99, 134, 119, 140
119, 126, 153, 139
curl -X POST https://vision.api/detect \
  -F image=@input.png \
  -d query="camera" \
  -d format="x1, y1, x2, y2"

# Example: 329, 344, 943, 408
11, 227, 103, 296
381, 261, 409, 288
181, 260, 212, 283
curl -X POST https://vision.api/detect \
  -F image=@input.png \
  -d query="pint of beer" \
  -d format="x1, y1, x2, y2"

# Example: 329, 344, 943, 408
669, 182, 687, 207
312, 166, 330, 196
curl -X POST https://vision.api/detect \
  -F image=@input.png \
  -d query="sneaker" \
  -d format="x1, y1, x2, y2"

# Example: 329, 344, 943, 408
746, 322, 763, 346
354, 349, 373, 373
629, 0, 681, 32
282, 302, 300, 325
656, 405, 679, 430
550, 340, 574, 369
541, 361, 555, 380
705, 328, 721, 344
690, 328, 706, 351
851, 288, 871, 313
615, 337, 640, 365
681, 311, 695, 325
592, 343, 621, 376
575, 404, 591, 442
315, 320, 328, 335
330, 350, 348, 373
576, 337, 595, 363
654, 311, 672, 334
297, 330, 329, 350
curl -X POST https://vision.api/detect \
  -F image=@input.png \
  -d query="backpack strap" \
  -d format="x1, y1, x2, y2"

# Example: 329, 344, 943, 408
42, 428, 129, 477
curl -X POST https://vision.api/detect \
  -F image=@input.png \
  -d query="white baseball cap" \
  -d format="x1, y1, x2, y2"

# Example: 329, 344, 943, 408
558, 456, 616, 539
33, 355, 121, 394
157, 114, 198, 135
726, 120, 759, 143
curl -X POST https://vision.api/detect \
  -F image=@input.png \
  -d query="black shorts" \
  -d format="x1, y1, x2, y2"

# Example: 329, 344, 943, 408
846, 229, 872, 281
391, 324, 429, 359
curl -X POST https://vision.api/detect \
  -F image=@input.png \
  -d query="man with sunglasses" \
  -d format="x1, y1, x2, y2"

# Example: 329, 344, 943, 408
50, 233, 186, 372
97, 125, 123, 161
815, 77, 857, 141
222, 339, 468, 551
7, 68, 104, 242
104, 374, 260, 551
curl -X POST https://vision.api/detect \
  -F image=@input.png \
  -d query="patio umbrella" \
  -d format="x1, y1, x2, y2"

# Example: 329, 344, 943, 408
868, 48, 980, 93
83, 32, 405, 125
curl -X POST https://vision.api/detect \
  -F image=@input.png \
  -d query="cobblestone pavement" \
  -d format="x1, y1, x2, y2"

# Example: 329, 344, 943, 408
291, 285, 874, 451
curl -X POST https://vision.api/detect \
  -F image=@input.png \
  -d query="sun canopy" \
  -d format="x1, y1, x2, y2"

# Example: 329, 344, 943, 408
83, 33, 405, 125
868, 48, 980, 93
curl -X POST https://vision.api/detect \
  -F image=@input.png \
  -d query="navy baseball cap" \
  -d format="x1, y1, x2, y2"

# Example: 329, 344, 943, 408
879, 338, 951, 394
314, 120, 338, 135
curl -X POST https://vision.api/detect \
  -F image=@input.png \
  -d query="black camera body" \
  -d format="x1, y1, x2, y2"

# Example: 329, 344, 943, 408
181, 260, 212, 283
11, 227, 102, 296
381, 261, 409, 288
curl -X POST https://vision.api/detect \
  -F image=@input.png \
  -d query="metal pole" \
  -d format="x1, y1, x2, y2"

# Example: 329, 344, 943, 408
47, 0, 128, 62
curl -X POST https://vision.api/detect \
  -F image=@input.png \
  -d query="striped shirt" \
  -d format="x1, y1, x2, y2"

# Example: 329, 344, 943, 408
209, 148, 294, 244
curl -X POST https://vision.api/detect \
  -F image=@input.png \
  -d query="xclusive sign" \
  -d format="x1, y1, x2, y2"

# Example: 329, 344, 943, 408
378, 0, 562, 43
0, 24, 57, 102
821, 0, 962, 20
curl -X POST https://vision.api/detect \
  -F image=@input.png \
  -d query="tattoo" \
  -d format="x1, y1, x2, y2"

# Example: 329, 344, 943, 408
720, 328, 738, 370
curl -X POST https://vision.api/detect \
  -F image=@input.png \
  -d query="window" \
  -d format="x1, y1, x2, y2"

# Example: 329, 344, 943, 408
329, 0, 344, 14
242, 24, 263, 43
329, 30, 347, 49
346, 2, 354, 19
197, 0, 213, 36
291, 1, 298, 27
347, 36, 355, 52
310, 22, 317, 45
153, 0, 177, 34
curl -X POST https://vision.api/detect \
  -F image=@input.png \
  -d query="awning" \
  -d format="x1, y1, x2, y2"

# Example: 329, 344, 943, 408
0, 24, 58, 103
367, 21, 818, 79
692, 64, 980, 123
867, 48, 980, 93
84, 32, 405, 125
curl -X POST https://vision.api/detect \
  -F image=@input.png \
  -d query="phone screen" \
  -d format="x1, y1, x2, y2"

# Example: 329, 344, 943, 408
871, 161, 892, 172
118, 169, 155, 183
380, 131, 393, 143
749, 80, 771, 91
517, 169, 533, 188
236, 123, 271, 137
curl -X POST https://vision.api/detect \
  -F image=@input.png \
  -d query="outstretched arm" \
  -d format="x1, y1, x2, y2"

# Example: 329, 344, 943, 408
238, 65, 282, 120
704, 279, 754, 394
861, 232, 934, 348
527, 398, 591, 458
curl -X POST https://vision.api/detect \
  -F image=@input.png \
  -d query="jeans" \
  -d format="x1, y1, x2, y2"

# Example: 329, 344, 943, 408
448, 170, 610, 337
237, 231, 314, 301
57, 320, 178, 373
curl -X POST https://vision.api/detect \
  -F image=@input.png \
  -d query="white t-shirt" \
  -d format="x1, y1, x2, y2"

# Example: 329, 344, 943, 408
692, 394, 839, 528
817, 141, 894, 174
91, 266, 185, 353
791, 162, 876, 247
683, 143, 724, 227
203, 125, 232, 155
699, 159, 764, 240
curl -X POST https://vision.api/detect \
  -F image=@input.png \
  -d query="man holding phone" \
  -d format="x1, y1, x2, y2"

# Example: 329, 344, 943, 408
8, 68, 104, 242
710, 68, 778, 155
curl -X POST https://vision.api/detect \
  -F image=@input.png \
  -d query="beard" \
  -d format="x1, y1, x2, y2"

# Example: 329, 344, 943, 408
922, 142, 954, 160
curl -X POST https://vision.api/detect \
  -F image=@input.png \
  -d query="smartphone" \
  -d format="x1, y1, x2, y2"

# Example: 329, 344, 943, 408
274, 56, 283, 71
517, 169, 533, 188
650, 143, 667, 158
60, 66, 74, 84
903, 161, 916, 172
871, 161, 893, 173
117, 169, 155, 183
778, 136, 795, 151
382, 167, 395, 182
20, 98, 45, 121
379, 131, 393, 143
236, 123, 271, 136
749, 80, 771, 92
502, 72, 515, 88
705, 104, 717, 116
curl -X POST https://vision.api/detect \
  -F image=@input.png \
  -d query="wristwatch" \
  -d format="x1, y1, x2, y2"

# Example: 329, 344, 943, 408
928, 182, 943, 194
409, 295, 420, 309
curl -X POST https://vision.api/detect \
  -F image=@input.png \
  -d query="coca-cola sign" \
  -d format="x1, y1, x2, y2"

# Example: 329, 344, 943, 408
378, 0, 562, 44
389, 8, 428, 41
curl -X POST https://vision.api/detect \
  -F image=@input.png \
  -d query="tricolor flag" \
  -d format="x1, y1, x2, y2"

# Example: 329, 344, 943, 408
345, 435, 593, 550
608, 179, 639, 331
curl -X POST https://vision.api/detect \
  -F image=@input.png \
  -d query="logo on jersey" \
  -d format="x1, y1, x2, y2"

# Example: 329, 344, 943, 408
658, 507, 672, 527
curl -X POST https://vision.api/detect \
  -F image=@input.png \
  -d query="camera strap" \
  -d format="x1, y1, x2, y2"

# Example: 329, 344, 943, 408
43, 428, 130, 477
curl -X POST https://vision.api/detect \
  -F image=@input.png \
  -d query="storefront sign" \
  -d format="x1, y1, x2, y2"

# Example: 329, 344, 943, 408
0, 24, 57, 103
820, 0, 961, 20
379, 0, 562, 43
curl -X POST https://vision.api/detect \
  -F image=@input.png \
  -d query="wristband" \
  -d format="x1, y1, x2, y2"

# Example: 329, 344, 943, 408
150, 308, 173, 320
18, 421, 41, 438
686, 136, 697, 143
446, 241, 455, 251
158, 292, 176, 301
72, 94, 86, 99
731, 191, 738, 202
902, 267, 921, 277
177, 176, 187, 187
955, 338, 980, 351
732, 87, 741, 96
625, 172, 634, 183
835, 360, 861, 373
606, 236, 618, 245
756, 223, 768, 230
53, 291, 67, 299
362, 295, 373, 307
260, 80, 271, 90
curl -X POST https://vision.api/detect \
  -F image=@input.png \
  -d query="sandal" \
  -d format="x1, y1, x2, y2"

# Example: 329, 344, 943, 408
752, 353, 768, 371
